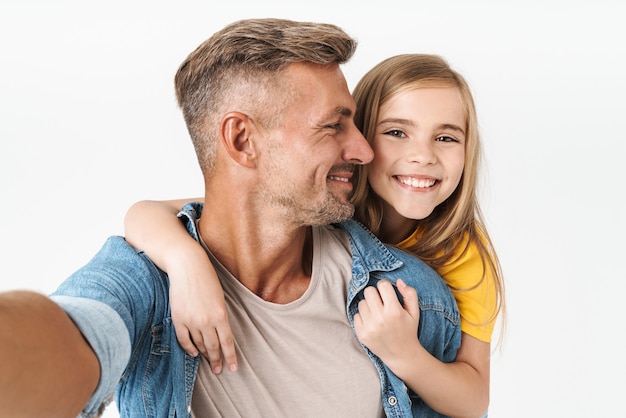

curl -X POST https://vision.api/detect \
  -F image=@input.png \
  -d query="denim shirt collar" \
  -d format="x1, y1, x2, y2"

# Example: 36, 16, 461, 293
338, 219, 404, 297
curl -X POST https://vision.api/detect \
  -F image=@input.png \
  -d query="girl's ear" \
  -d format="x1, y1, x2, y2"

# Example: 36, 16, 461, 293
220, 112, 257, 168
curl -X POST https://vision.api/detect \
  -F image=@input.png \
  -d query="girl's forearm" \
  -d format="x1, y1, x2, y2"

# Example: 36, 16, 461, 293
124, 198, 204, 273
386, 334, 490, 418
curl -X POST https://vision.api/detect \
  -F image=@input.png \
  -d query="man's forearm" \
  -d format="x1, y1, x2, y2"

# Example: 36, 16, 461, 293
0, 290, 100, 417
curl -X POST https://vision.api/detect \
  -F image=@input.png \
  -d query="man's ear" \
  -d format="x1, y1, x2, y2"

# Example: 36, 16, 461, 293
220, 112, 258, 168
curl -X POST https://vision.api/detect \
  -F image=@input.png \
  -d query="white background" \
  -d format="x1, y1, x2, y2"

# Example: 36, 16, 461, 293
1, 1, 624, 417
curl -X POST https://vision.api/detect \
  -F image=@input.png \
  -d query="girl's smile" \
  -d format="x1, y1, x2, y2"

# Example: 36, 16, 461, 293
368, 86, 466, 240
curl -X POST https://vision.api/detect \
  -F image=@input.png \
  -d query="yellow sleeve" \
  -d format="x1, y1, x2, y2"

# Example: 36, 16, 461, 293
437, 237, 497, 343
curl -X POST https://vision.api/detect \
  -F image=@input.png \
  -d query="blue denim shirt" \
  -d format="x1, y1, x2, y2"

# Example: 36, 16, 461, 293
51, 202, 460, 418
341, 218, 460, 417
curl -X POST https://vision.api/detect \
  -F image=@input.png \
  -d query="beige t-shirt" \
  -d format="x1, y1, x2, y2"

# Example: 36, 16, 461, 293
192, 225, 384, 418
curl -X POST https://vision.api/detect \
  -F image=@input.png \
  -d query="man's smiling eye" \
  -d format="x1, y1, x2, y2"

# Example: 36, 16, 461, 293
326, 123, 343, 131
384, 129, 406, 138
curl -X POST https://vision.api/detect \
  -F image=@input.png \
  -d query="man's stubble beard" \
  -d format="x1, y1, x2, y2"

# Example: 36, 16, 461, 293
303, 189, 354, 225
262, 141, 354, 226
265, 185, 354, 226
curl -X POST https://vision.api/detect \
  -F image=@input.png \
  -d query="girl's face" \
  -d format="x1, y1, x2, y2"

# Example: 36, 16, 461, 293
368, 86, 466, 242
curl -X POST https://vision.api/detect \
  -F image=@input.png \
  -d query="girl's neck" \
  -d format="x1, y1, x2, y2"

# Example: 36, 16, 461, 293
378, 211, 418, 245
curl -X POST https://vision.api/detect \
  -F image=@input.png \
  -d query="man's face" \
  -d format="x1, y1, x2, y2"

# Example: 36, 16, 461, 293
259, 62, 373, 226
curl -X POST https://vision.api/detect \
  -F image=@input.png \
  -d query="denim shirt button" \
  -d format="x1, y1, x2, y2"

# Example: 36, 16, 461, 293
388, 396, 398, 405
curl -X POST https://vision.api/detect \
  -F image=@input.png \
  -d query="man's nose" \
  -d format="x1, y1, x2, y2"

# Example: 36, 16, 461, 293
343, 125, 373, 165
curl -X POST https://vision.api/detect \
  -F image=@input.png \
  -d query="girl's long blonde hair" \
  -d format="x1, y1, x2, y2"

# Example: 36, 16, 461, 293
351, 54, 505, 329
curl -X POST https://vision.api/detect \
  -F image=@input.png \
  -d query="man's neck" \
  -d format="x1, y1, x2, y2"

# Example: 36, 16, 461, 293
198, 213, 314, 304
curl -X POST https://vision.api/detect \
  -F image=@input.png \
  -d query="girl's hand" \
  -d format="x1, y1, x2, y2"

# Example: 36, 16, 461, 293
168, 256, 238, 374
123, 198, 238, 373
353, 279, 421, 363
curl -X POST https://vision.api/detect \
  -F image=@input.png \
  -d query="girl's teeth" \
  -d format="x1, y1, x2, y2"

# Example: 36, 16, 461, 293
399, 177, 435, 188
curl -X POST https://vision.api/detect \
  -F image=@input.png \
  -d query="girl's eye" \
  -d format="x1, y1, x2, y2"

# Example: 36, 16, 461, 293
435, 135, 459, 143
384, 129, 406, 138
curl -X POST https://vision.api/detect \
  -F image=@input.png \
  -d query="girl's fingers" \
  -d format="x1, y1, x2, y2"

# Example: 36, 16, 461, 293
375, 280, 397, 304
215, 325, 238, 372
192, 328, 223, 374
175, 325, 199, 357
395, 278, 419, 318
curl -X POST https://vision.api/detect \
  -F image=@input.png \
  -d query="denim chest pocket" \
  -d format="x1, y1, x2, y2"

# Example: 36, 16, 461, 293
150, 319, 173, 355
142, 319, 177, 417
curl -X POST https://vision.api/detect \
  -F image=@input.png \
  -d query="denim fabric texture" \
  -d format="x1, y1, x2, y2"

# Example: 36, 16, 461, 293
51, 202, 460, 417
340, 218, 461, 417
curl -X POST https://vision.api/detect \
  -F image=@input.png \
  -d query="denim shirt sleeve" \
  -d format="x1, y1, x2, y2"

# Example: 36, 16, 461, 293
47, 203, 205, 418
50, 235, 171, 417
51, 295, 131, 417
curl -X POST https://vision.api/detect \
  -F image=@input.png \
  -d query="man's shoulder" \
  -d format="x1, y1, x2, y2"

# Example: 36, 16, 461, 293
335, 219, 375, 241
94, 235, 144, 262
337, 219, 437, 272
335, 219, 402, 270
57, 235, 165, 289
336, 219, 389, 254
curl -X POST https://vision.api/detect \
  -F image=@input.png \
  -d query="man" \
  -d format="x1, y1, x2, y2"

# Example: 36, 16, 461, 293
0, 18, 460, 417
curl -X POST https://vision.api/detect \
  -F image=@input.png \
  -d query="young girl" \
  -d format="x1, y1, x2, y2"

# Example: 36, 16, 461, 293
125, 54, 504, 417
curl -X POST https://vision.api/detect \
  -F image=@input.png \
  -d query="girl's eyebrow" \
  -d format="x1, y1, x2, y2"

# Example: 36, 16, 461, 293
439, 123, 466, 135
378, 117, 414, 127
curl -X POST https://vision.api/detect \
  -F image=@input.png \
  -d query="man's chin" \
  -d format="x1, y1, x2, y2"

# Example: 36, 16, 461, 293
322, 202, 354, 224
304, 201, 354, 226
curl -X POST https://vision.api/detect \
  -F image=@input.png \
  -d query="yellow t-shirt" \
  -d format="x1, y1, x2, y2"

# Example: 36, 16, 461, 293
396, 231, 497, 343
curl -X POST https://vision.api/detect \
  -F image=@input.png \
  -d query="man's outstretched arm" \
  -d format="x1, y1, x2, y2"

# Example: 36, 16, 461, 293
0, 290, 100, 417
